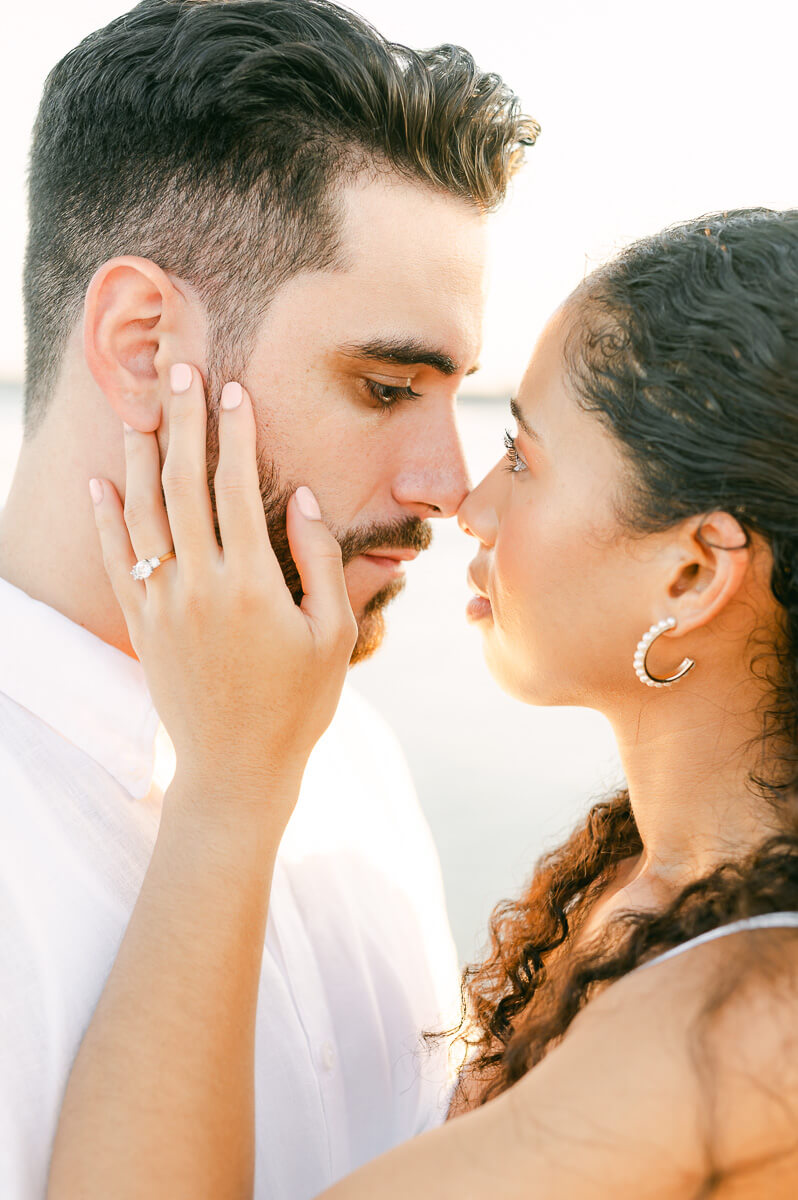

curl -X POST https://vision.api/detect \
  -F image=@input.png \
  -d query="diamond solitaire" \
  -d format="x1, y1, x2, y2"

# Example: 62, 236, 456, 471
131, 557, 162, 580
130, 551, 176, 581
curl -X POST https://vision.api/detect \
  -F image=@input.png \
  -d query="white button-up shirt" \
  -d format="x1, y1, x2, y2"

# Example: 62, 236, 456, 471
0, 576, 460, 1200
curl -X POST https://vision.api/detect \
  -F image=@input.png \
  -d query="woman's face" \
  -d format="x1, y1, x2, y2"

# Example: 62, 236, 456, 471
458, 306, 669, 707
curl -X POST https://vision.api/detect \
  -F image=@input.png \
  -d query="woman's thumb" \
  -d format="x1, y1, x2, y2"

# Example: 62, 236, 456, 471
287, 488, 356, 644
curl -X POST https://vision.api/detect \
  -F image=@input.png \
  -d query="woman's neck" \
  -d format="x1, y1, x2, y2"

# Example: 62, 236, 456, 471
610, 680, 785, 899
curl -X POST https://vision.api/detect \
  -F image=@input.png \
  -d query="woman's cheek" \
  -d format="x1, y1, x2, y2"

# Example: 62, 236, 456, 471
494, 512, 540, 613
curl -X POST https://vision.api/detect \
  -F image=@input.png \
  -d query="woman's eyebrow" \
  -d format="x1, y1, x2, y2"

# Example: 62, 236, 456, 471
510, 396, 542, 443
338, 337, 479, 377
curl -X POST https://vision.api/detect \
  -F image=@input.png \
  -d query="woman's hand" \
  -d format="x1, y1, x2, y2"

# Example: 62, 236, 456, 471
89, 365, 358, 817
48, 367, 355, 1200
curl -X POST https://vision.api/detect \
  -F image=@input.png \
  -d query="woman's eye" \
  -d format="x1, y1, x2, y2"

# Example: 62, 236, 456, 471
503, 428, 527, 474
363, 379, 421, 413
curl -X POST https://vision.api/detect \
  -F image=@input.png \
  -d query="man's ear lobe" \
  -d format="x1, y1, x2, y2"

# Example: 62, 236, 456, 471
667, 512, 750, 635
83, 256, 180, 433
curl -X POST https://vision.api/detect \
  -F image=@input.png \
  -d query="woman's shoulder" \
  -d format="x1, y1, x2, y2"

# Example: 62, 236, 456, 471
321, 923, 798, 1200
576, 913, 798, 1057
475, 920, 798, 1199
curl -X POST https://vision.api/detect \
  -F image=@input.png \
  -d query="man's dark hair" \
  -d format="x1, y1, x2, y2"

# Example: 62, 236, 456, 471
23, 0, 538, 433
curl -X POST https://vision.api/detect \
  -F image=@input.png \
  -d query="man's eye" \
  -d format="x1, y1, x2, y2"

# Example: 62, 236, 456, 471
363, 379, 421, 413
503, 428, 527, 474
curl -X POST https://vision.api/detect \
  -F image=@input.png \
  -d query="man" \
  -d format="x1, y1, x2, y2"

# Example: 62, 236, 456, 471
0, 1, 535, 1196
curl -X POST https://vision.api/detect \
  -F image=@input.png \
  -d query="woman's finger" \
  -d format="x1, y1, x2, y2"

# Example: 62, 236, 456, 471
122, 425, 174, 572
89, 478, 145, 622
214, 381, 281, 583
161, 363, 219, 567
286, 488, 357, 647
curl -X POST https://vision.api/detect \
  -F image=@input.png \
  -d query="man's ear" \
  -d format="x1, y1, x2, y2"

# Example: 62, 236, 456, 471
665, 512, 750, 636
83, 256, 195, 433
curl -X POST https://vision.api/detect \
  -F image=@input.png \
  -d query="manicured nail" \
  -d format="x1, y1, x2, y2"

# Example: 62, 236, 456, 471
123, 422, 134, 434
170, 363, 193, 394
220, 381, 243, 410
295, 486, 321, 520
89, 478, 104, 505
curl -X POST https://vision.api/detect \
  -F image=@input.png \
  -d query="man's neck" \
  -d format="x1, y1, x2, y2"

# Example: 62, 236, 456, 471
0, 416, 135, 658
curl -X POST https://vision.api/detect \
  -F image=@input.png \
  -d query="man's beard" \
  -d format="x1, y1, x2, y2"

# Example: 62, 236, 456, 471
204, 403, 432, 665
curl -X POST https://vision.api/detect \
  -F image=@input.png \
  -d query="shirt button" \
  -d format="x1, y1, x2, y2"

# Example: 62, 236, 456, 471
320, 1041, 336, 1073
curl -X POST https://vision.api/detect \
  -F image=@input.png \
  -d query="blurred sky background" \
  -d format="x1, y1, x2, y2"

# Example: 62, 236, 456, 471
1, 0, 796, 960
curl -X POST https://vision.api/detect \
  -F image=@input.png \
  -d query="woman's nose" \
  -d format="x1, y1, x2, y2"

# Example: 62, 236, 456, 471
457, 466, 500, 546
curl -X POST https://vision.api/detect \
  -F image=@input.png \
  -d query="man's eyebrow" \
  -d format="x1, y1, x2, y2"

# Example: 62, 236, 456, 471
338, 338, 479, 377
510, 396, 541, 442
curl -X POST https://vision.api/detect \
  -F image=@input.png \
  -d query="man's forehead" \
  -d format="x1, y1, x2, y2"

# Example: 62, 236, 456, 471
254, 264, 484, 377
335, 172, 488, 284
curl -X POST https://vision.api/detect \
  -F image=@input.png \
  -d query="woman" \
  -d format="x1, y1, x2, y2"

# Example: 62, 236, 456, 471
49, 208, 798, 1198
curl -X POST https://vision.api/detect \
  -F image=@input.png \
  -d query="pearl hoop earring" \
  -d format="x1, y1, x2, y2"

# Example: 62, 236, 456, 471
634, 617, 696, 688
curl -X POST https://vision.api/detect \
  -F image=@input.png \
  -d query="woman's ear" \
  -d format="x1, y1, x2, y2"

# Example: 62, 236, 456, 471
666, 512, 750, 636
83, 256, 187, 433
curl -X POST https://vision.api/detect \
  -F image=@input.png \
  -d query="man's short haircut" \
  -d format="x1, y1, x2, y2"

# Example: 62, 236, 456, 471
23, 0, 538, 434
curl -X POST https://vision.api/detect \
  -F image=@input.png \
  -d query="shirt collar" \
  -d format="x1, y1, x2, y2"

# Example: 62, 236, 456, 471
0, 575, 160, 799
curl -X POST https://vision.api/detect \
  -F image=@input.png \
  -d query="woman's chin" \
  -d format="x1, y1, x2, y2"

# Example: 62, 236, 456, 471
478, 633, 520, 695
479, 635, 557, 707
466, 600, 548, 702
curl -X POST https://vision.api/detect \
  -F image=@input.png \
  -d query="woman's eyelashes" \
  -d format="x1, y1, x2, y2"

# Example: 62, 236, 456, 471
503, 428, 528, 474
363, 378, 422, 414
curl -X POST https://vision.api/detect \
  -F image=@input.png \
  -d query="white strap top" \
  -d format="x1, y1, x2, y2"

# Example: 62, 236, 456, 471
640, 911, 798, 972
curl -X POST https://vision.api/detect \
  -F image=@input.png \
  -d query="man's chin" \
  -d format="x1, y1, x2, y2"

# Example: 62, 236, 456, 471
349, 578, 406, 665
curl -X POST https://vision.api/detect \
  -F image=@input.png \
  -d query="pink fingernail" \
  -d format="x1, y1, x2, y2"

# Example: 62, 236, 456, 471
295, 486, 321, 520
220, 381, 243, 410
89, 478, 104, 505
170, 363, 193, 394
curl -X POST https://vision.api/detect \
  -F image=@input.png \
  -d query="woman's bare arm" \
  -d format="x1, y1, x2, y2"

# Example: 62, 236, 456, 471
48, 784, 286, 1199
48, 368, 356, 1200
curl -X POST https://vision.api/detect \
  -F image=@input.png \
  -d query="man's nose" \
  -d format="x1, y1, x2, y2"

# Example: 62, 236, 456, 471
391, 410, 471, 519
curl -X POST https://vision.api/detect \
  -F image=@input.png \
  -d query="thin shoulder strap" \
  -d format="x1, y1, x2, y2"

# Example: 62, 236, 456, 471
640, 911, 798, 973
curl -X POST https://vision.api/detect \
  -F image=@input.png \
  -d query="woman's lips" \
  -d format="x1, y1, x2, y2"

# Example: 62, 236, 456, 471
466, 563, 493, 622
466, 595, 493, 622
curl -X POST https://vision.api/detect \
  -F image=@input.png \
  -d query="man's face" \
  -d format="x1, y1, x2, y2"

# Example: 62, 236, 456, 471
207, 173, 487, 663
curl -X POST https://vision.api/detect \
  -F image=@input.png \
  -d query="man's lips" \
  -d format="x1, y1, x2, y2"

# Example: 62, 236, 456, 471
344, 548, 420, 596
361, 548, 420, 564
357, 549, 419, 582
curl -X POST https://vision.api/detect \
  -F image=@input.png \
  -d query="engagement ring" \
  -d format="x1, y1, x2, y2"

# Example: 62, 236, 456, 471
130, 551, 177, 581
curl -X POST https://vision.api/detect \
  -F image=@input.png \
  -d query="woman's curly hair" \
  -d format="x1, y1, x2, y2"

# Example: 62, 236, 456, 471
449, 208, 798, 1110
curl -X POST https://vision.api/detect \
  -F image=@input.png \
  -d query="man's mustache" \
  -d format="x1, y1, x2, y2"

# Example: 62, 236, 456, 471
266, 491, 433, 606
338, 517, 433, 565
